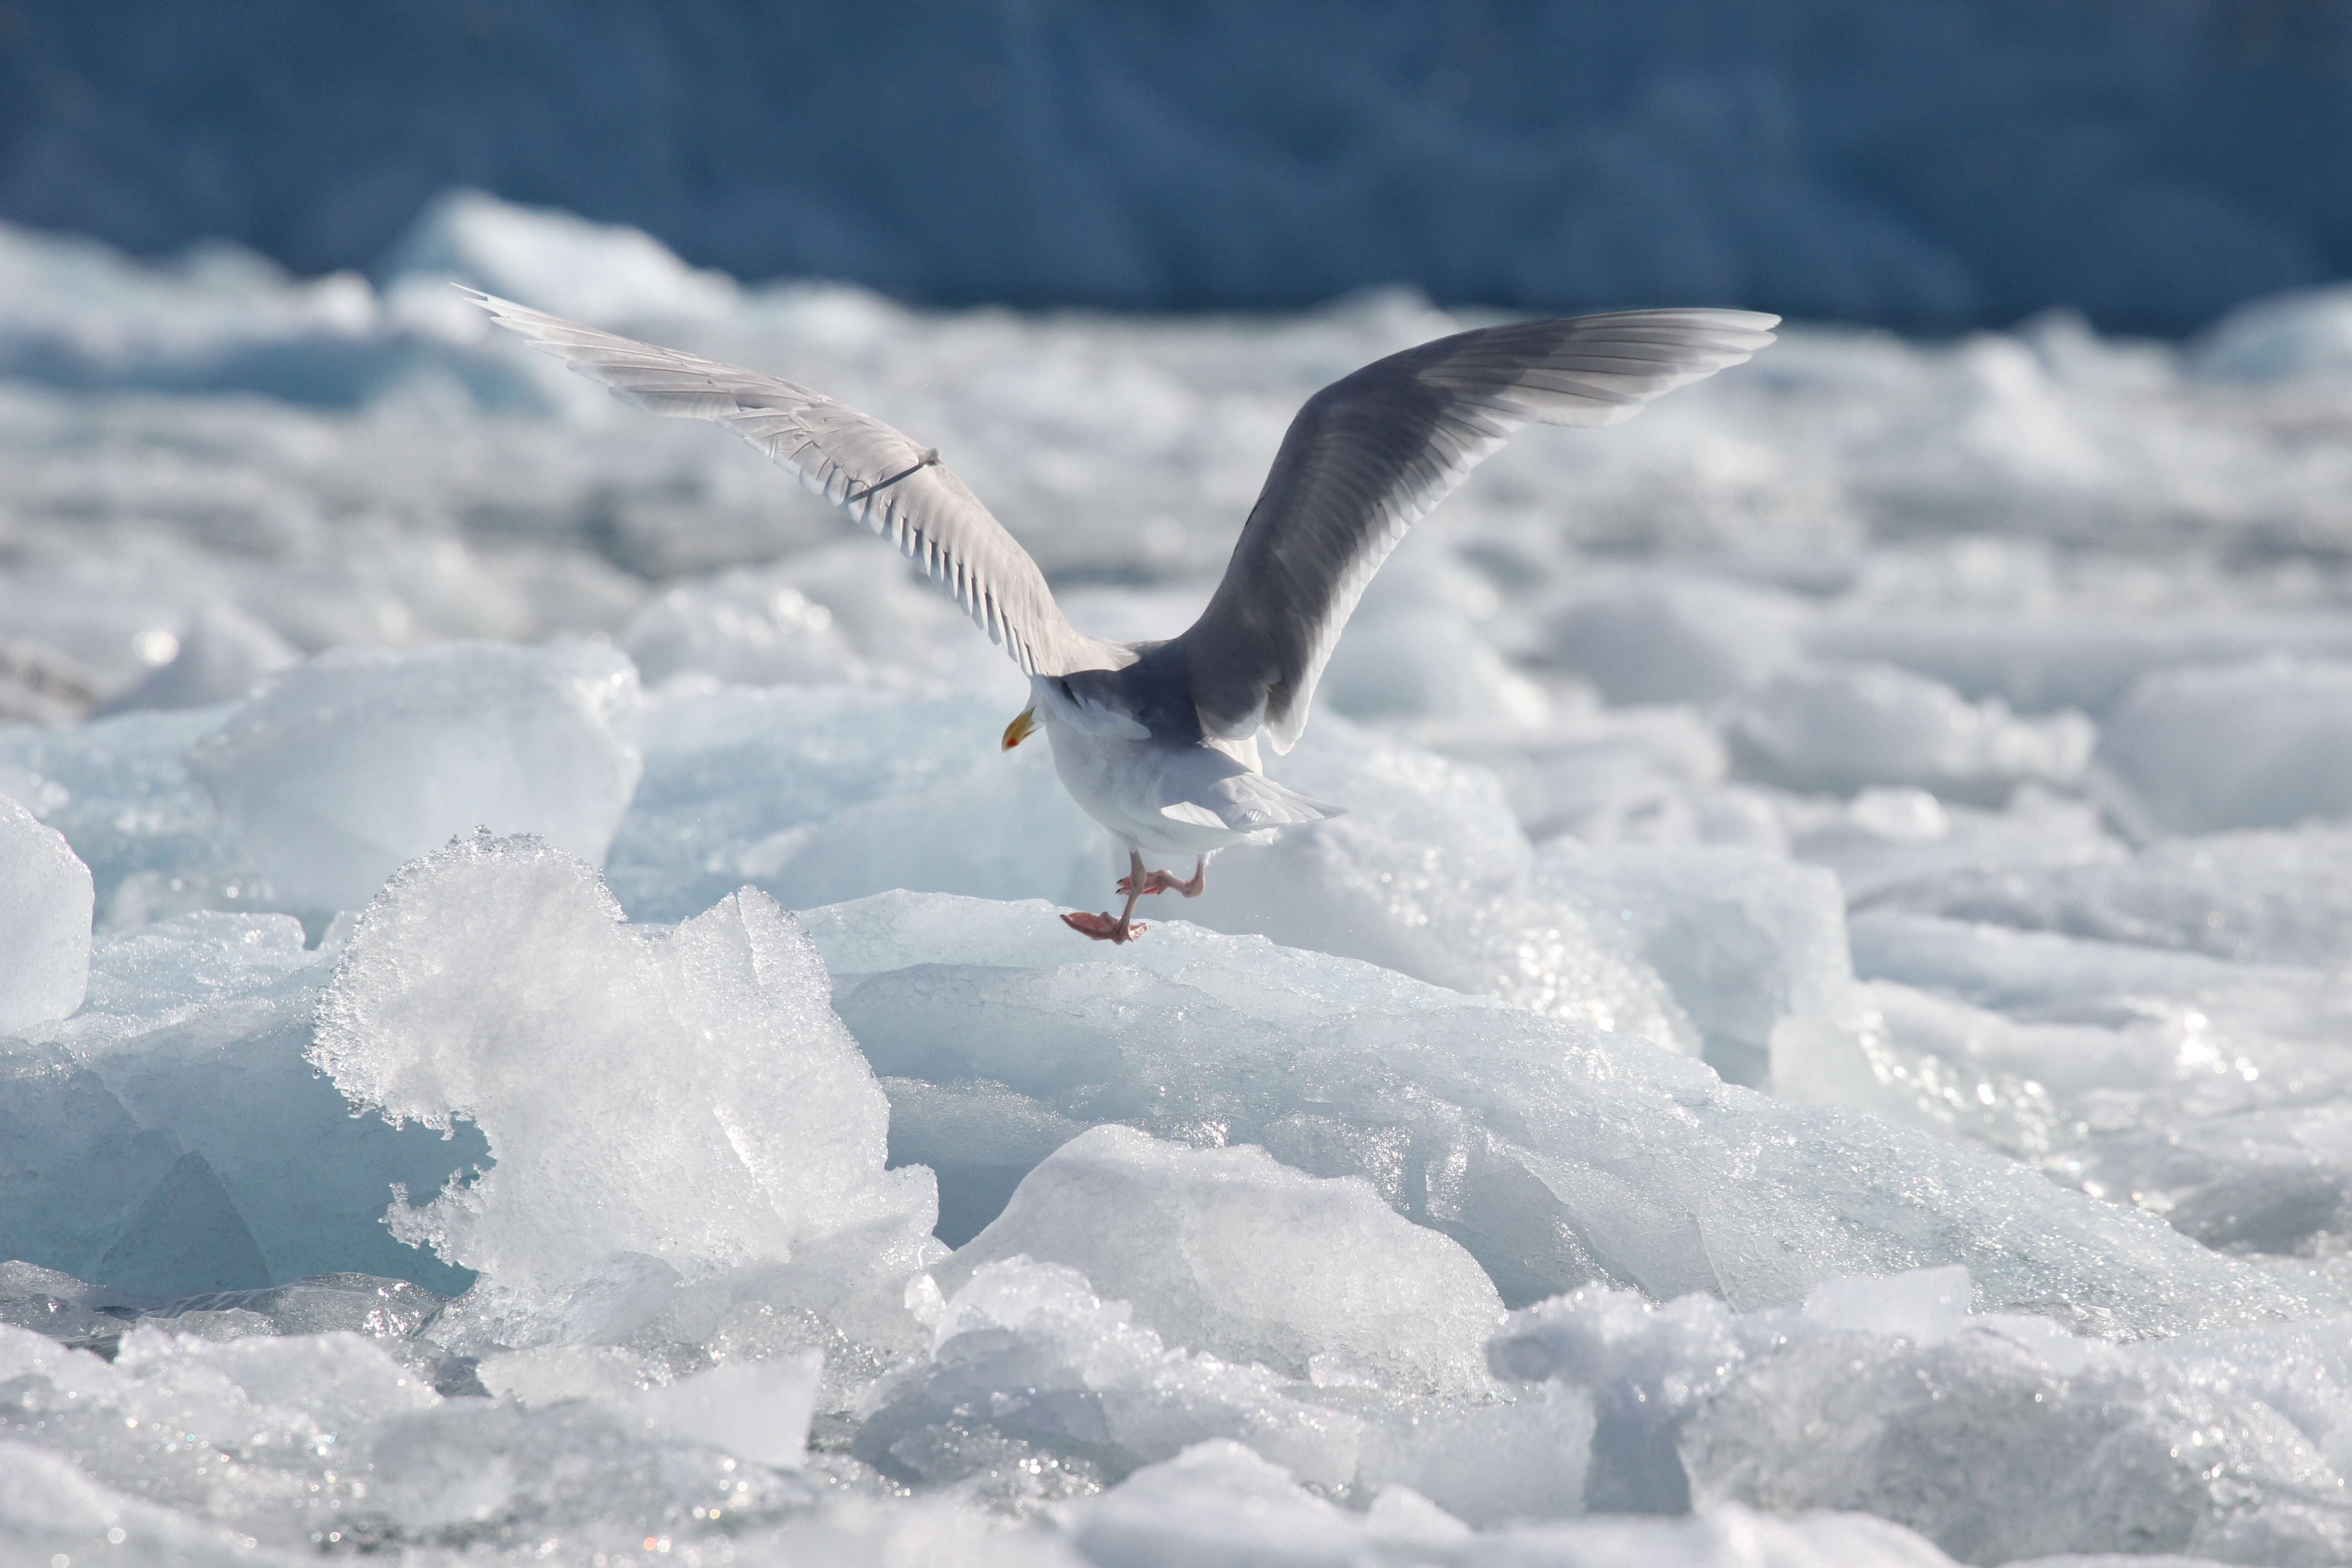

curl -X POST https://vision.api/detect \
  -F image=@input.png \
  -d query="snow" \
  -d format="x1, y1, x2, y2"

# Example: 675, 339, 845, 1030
6, 193, 2352, 1562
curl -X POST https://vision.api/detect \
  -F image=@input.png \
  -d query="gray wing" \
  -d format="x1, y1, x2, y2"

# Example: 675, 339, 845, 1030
463, 289, 1119, 679
1176, 308, 1779, 750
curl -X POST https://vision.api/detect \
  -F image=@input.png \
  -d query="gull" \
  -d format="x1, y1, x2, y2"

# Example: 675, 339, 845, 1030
467, 289, 1776, 941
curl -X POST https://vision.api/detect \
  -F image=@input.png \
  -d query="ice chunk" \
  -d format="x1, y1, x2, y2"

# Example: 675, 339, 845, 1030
882, 1076, 1089, 1247
0, 1438, 316, 1568
2053, 1102, 2352, 1259
1728, 662, 2093, 798
1790, 784, 2124, 908
1857, 823, 2352, 968
620, 568, 864, 688
1075, 1441, 1960, 1568
1534, 842, 1857, 1086
0, 792, 93, 1031
1845, 910, 2346, 1061
0, 219, 389, 403
358, 1389, 823, 1548
186, 639, 643, 914
2191, 283, 2352, 382
1788, 979, 2072, 1159
625, 1352, 822, 1469
1068, 1441, 1373, 1565
2097, 657, 2352, 834
607, 682, 1110, 924
939, 1125, 1503, 1396
1798, 1263, 1972, 1341
1352, 1383, 1595, 1527
1830, 907, 2352, 1255
0, 1318, 442, 1550
30, 913, 485, 1295
97, 601, 299, 715
1496, 1268, 2352, 1559
94, 1150, 274, 1297
814, 891, 2330, 1335
1432, 704, 1764, 851
1319, 604, 1549, 729
1185, 717, 1695, 1045
0, 1044, 181, 1286
379, 187, 737, 324
1317, 536, 1549, 729
1803, 613, 2352, 716
855, 1257, 1366, 1494
1540, 573, 1808, 704
312, 833, 934, 1298
1682, 1313, 2352, 1563
0, 704, 274, 931
74, 907, 313, 1018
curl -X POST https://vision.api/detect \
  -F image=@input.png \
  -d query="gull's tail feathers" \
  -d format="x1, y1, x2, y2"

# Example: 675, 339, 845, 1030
1160, 772, 1344, 833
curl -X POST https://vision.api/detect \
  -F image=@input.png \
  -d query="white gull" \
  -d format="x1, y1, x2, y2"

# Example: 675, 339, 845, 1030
467, 289, 1776, 941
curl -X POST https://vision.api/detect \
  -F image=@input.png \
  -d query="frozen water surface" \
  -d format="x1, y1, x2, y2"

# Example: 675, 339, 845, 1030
6, 195, 2352, 1562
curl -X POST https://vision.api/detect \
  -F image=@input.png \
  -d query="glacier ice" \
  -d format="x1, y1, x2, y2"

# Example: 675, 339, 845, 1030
7, 200, 2352, 1562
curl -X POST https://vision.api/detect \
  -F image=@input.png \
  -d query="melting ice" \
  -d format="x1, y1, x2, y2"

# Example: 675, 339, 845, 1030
6, 192, 2352, 1564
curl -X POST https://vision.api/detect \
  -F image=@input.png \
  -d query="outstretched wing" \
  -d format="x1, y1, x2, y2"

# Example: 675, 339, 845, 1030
1176, 308, 1779, 750
464, 289, 1120, 679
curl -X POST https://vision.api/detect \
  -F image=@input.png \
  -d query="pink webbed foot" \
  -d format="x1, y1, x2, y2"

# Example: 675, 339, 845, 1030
1061, 910, 1148, 943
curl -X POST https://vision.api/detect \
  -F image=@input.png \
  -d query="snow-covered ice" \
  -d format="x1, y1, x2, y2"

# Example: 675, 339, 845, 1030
7, 193, 2352, 1563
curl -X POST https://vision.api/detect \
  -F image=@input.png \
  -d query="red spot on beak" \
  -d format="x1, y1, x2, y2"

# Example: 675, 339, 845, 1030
1002, 707, 1039, 750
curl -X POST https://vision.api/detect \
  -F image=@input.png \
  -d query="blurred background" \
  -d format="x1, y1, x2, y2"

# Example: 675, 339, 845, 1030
3, 0, 2348, 332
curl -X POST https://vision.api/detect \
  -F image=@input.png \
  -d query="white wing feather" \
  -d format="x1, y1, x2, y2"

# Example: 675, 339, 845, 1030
462, 288, 1118, 679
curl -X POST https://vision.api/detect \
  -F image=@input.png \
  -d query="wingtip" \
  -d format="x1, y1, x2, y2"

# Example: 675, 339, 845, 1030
450, 283, 542, 329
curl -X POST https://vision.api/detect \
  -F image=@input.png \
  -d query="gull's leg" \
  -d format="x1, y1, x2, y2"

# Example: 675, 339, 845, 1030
1063, 848, 1152, 943
1121, 853, 1207, 898
1131, 853, 1208, 897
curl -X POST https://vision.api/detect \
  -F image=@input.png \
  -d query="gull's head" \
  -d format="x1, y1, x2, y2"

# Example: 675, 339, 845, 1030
1002, 706, 1039, 750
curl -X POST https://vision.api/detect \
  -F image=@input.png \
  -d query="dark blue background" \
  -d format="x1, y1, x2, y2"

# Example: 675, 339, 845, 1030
3, 0, 2346, 330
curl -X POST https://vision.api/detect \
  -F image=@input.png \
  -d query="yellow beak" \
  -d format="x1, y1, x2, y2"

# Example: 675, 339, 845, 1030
1002, 706, 1039, 750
